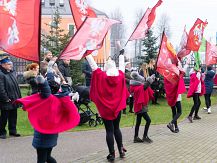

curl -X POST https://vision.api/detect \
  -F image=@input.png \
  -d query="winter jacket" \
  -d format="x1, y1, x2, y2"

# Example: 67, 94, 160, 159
205, 70, 215, 94
58, 60, 71, 83
23, 70, 38, 95
0, 66, 21, 110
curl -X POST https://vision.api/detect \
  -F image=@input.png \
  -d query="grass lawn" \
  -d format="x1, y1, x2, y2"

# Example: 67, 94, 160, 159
18, 88, 217, 136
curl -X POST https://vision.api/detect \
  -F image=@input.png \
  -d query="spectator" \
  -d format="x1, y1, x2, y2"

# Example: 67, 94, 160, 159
203, 65, 215, 114
0, 56, 22, 139
123, 62, 134, 114
58, 59, 72, 86
148, 59, 160, 104
139, 63, 149, 78
40, 51, 66, 84
82, 58, 92, 87
23, 63, 39, 95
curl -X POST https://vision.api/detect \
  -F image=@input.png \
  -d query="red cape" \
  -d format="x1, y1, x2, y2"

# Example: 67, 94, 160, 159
130, 85, 154, 113
187, 73, 205, 98
214, 75, 217, 85
164, 76, 186, 107
90, 68, 129, 120
16, 94, 80, 134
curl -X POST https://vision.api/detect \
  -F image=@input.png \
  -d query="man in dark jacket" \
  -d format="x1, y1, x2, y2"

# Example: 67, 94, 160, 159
0, 57, 22, 139
58, 59, 72, 86
82, 58, 92, 87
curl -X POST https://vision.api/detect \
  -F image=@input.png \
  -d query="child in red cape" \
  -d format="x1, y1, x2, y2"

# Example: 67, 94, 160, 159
130, 71, 155, 143
187, 65, 205, 122
16, 74, 80, 163
87, 51, 129, 162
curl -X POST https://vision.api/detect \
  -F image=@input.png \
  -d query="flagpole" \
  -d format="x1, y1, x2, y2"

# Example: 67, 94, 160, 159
124, 8, 150, 47
155, 30, 165, 71
38, 1, 42, 74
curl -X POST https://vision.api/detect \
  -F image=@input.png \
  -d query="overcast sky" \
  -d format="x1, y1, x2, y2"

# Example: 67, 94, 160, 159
88, 0, 217, 47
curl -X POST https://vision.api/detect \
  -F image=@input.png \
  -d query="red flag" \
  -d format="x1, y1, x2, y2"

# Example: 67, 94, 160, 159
206, 41, 217, 65
69, 0, 96, 29
129, 0, 162, 41
157, 33, 180, 84
0, 0, 41, 62
59, 17, 120, 60
177, 26, 191, 59
186, 18, 208, 51
147, 0, 163, 28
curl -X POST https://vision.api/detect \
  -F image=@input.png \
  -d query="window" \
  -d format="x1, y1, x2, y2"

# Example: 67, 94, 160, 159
49, 0, 55, 6
68, 24, 74, 36
41, 0, 45, 5
59, 0, 64, 7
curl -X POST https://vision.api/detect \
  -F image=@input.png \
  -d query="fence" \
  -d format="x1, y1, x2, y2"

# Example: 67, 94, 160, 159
10, 56, 217, 85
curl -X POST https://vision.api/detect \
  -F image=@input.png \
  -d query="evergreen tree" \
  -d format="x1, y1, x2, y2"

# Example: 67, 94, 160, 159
41, 8, 70, 56
41, 7, 84, 85
140, 29, 159, 63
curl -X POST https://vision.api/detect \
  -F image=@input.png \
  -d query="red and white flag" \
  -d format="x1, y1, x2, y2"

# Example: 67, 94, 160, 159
186, 18, 208, 51
59, 17, 121, 60
206, 41, 217, 65
157, 33, 180, 84
0, 0, 41, 62
177, 26, 191, 59
69, 0, 96, 29
129, 0, 162, 41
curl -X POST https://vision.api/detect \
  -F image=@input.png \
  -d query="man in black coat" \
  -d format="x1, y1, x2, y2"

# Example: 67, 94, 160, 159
58, 59, 72, 86
82, 58, 92, 87
0, 57, 22, 139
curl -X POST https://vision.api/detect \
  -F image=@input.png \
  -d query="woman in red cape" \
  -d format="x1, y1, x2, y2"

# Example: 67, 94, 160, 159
164, 60, 187, 133
16, 64, 80, 163
129, 71, 155, 143
86, 51, 129, 162
187, 65, 205, 123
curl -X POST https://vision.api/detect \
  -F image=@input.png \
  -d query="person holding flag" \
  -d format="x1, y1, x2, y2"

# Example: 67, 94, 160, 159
166, 61, 187, 133
87, 50, 128, 162
187, 64, 205, 122
156, 32, 187, 133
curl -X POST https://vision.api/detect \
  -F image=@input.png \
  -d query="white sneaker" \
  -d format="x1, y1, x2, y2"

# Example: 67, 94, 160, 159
203, 107, 207, 110
208, 108, 211, 114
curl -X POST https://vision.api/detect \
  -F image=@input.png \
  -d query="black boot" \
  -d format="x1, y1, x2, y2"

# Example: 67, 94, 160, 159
107, 152, 115, 162
119, 147, 127, 158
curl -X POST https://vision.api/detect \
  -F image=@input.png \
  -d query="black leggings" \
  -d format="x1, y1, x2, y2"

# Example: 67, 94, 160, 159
204, 94, 211, 108
103, 112, 123, 154
36, 148, 57, 163
171, 101, 182, 128
134, 112, 151, 138
189, 93, 201, 117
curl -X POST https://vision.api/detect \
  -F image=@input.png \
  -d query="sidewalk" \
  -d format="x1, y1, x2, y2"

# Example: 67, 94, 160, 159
0, 107, 217, 163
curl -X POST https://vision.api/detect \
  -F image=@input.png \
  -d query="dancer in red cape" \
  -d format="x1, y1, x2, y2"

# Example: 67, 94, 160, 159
187, 64, 205, 123
87, 50, 129, 162
130, 71, 155, 143
165, 61, 187, 133
16, 66, 80, 163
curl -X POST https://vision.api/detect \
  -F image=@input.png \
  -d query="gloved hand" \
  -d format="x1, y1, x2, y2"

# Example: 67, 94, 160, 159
146, 74, 155, 84
36, 75, 45, 84
119, 49, 125, 55
71, 92, 79, 102
130, 71, 145, 83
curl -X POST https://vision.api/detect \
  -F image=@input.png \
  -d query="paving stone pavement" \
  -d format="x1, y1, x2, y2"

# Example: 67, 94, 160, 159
0, 107, 217, 163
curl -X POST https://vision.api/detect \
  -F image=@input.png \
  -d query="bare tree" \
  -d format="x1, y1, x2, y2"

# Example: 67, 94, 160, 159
109, 8, 126, 58
156, 13, 172, 39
